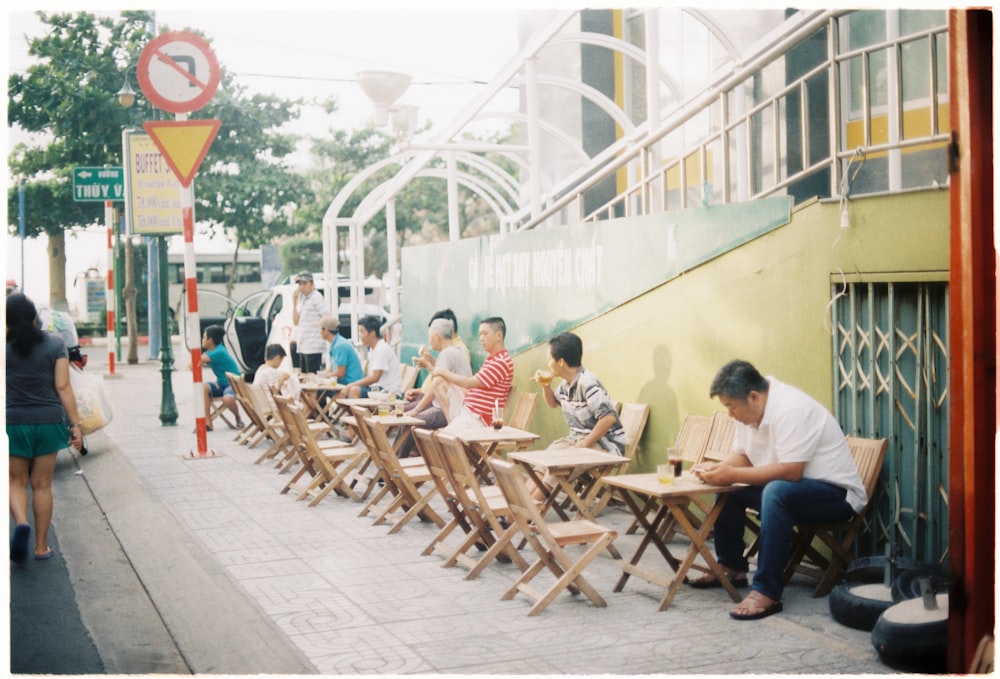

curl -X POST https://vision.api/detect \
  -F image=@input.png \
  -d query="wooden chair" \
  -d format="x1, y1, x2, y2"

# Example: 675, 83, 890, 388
400, 363, 419, 393
780, 436, 889, 597
271, 396, 360, 500
703, 410, 735, 462
226, 373, 263, 446
507, 391, 538, 430
489, 458, 617, 616
413, 428, 478, 563
350, 406, 426, 516
588, 402, 650, 516
434, 432, 529, 579
284, 404, 366, 507
209, 375, 240, 431
364, 416, 445, 533
255, 385, 338, 471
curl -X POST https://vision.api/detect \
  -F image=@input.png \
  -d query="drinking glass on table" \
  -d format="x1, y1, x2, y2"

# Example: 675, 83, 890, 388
667, 446, 684, 479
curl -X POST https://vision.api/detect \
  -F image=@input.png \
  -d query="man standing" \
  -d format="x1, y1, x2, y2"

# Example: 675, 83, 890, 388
691, 359, 866, 621
397, 318, 472, 457
435, 316, 513, 429
292, 272, 326, 374
319, 316, 363, 385
339, 315, 402, 397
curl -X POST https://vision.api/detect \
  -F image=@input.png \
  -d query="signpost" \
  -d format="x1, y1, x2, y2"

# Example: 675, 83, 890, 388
72, 167, 124, 202
135, 30, 222, 457
73, 166, 125, 377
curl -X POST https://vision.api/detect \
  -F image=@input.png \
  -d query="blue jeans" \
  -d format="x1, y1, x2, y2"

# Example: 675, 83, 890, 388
713, 479, 855, 600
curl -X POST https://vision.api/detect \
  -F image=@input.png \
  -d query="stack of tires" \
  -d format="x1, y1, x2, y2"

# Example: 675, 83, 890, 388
828, 555, 948, 673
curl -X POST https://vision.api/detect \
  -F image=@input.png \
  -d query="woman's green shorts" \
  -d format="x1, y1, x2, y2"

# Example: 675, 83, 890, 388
7, 423, 68, 459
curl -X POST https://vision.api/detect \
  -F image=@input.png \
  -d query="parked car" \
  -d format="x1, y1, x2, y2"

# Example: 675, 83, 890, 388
223, 276, 386, 378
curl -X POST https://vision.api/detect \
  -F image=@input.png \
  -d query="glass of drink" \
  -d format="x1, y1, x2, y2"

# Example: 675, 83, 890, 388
657, 464, 674, 484
394, 401, 405, 417
667, 446, 684, 479
377, 403, 391, 417
536, 370, 553, 386
492, 416, 504, 430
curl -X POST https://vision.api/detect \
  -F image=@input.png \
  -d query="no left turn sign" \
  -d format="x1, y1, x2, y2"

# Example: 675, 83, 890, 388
137, 31, 221, 114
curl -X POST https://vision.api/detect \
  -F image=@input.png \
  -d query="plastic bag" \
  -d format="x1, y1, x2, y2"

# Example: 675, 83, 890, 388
69, 369, 113, 434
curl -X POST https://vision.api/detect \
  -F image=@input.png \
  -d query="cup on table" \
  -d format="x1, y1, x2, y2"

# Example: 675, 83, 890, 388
667, 446, 684, 479
394, 401, 405, 417
657, 463, 674, 484
377, 403, 391, 417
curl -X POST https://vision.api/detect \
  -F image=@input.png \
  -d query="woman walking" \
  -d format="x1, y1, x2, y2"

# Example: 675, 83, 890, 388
6, 293, 82, 562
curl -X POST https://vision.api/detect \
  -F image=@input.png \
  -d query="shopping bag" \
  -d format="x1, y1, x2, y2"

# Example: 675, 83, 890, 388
70, 369, 113, 434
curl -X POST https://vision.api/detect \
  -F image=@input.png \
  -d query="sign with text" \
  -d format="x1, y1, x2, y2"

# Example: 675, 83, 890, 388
401, 197, 794, 362
72, 167, 124, 202
121, 128, 183, 235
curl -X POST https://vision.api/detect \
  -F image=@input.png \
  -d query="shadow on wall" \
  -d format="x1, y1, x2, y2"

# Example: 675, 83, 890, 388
635, 344, 679, 469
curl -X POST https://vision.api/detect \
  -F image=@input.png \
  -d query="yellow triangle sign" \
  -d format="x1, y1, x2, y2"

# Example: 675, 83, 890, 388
142, 120, 221, 188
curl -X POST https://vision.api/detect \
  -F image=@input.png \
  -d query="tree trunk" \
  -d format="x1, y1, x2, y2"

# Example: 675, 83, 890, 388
124, 236, 139, 364
46, 231, 69, 311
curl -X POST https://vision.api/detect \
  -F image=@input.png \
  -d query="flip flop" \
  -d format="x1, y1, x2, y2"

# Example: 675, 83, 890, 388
10, 524, 30, 563
730, 591, 783, 620
34, 548, 54, 560
686, 572, 749, 589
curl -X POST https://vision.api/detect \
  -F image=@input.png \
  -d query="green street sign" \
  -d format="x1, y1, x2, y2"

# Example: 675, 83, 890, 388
72, 166, 125, 202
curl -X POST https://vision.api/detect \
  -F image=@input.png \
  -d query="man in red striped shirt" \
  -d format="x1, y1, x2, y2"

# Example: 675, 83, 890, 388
434, 317, 513, 429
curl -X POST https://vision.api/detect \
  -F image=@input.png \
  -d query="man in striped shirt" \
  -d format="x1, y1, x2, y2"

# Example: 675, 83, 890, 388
435, 317, 513, 429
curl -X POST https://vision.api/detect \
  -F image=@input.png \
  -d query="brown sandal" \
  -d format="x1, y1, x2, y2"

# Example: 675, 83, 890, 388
685, 570, 748, 589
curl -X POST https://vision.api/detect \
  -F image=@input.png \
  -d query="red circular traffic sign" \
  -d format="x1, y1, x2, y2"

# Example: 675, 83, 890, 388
137, 31, 220, 114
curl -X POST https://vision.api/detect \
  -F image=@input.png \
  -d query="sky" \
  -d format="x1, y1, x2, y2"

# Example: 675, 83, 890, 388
4, 4, 531, 310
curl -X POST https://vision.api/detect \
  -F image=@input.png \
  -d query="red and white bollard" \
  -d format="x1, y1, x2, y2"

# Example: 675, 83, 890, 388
105, 201, 116, 376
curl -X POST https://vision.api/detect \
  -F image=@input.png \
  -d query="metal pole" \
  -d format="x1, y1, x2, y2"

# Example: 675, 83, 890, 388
18, 179, 25, 290
157, 234, 178, 426
147, 236, 161, 359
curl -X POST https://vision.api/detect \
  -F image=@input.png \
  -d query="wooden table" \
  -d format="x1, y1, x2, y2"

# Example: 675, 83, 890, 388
507, 448, 629, 522
601, 472, 744, 611
446, 426, 540, 482
298, 381, 344, 431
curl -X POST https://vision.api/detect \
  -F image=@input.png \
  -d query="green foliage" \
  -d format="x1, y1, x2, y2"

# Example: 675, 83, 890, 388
7, 10, 307, 251
280, 237, 323, 276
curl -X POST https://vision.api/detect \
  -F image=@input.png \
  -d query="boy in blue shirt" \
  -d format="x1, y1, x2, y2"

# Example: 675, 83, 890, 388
200, 325, 243, 431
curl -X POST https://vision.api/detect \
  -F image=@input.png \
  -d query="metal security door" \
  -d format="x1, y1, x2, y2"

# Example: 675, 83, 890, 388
832, 281, 949, 567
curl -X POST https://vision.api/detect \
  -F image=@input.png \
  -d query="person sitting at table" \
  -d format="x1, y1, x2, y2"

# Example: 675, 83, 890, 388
529, 331, 625, 498
338, 315, 402, 398
404, 308, 470, 405
200, 325, 244, 431
254, 344, 302, 402
397, 317, 472, 457
689, 359, 866, 621
319, 316, 364, 385
435, 316, 513, 430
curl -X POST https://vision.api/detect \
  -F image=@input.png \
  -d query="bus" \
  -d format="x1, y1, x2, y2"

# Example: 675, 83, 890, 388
166, 250, 264, 317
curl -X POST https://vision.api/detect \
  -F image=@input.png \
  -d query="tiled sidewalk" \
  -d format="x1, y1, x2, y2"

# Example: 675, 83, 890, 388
89, 357, 889, 675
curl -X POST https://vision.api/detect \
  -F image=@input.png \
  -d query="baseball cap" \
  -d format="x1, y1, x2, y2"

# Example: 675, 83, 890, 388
318, 315, 339, 332
295, 272, 314, 283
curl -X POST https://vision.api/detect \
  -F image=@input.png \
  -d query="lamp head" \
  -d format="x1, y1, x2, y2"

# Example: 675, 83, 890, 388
357, 70, 411, 126
116, 79, 136, 108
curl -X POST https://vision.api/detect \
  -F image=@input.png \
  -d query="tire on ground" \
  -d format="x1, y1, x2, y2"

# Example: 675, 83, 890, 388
829, 582, 895, 631
871, 593, 948, 673
844, 555, 918, 583
890, 567, 948, 602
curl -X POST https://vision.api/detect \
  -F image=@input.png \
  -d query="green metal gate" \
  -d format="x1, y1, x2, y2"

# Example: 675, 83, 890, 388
832, 280, 949, 567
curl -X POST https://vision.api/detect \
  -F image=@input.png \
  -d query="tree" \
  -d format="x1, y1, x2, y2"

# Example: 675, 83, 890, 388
7, 11, 307, 315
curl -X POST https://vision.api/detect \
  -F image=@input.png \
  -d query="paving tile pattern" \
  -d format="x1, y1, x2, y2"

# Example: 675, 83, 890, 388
92, 362, 891, 675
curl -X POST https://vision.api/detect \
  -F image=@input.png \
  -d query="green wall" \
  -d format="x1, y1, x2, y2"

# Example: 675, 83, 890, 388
402, 190, 949, 472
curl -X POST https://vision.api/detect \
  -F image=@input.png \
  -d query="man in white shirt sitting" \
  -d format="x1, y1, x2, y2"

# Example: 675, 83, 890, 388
691, 359, 866, 622
338, 315, 402, 398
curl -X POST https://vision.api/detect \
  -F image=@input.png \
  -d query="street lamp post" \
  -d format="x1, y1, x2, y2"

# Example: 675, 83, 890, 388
117, 68, 177, 426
